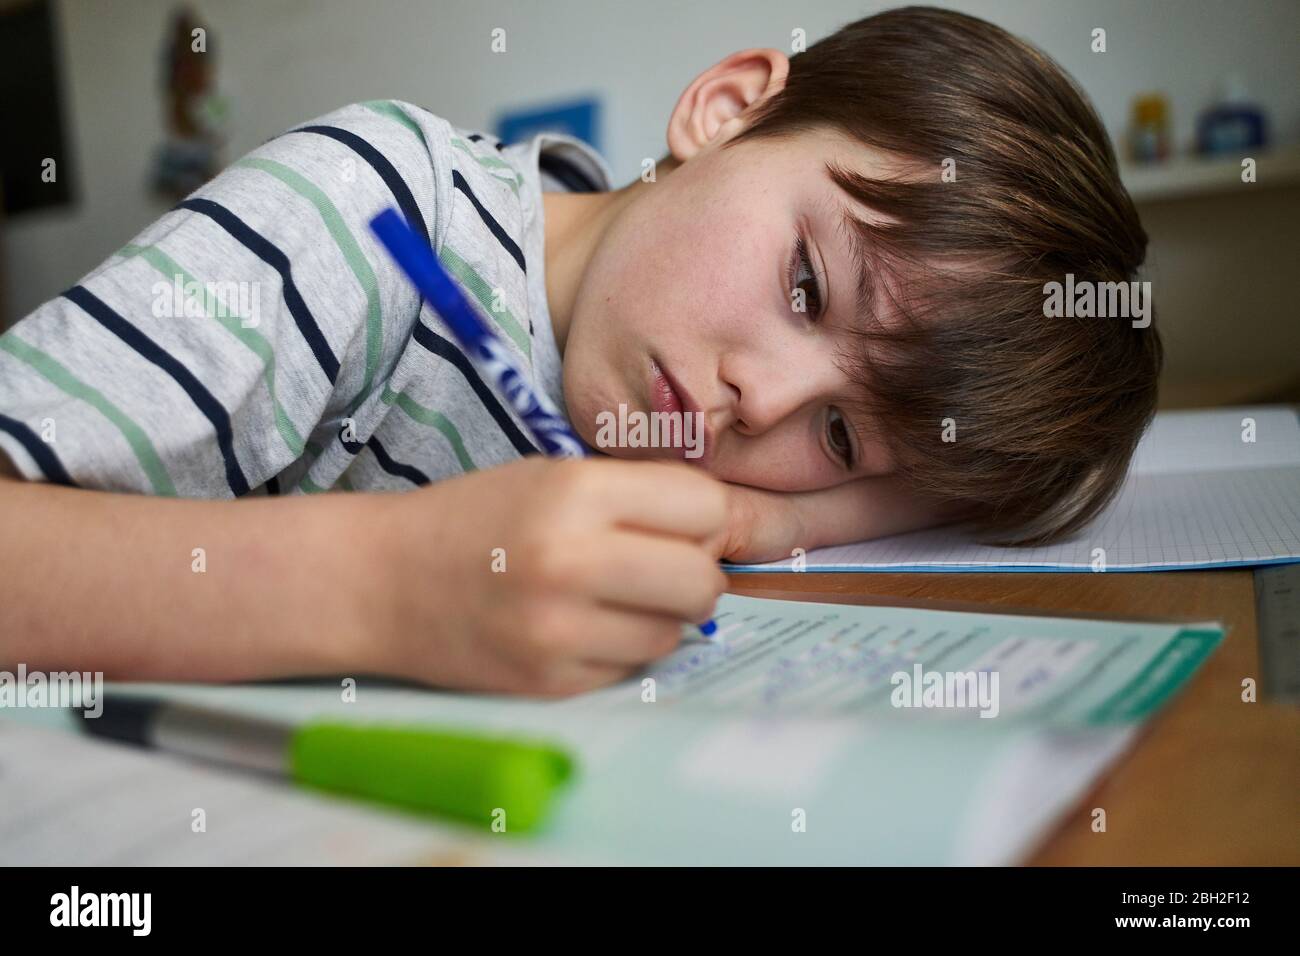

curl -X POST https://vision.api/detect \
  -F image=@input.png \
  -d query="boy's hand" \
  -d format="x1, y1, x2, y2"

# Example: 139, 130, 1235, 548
710, 476, 966, 565
705, 482, 806, 564
367, 457, 728, 696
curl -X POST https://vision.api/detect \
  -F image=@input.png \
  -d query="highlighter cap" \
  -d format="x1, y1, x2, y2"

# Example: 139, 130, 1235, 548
290, 723, 575, 833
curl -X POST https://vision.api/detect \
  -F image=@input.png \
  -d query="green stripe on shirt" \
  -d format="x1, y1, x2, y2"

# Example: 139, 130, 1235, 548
361, 100, 425, 144
438, 245, 531, 359
380, 383, 477, 473
359, 103, 531, 360
0, 333, 177, 495
451, 138, 523, 194
363, 104, 522, 198
235, 156, 384, 415
118, 243, 307, 457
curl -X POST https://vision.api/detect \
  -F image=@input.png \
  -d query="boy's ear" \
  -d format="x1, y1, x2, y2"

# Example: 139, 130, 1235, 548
665, 48, 789, 163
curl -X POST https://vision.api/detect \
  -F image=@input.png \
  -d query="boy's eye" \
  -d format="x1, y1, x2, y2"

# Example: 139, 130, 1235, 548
826, 407, 855, 469
789, 235, 823, 319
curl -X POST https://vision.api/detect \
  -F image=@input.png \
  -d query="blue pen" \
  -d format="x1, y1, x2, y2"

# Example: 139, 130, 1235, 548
369, 208, 718, 639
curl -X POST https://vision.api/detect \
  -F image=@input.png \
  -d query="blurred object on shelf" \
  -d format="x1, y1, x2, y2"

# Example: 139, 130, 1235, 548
1196, 74, 1269, 157
1121, 142, 1300, 203
149, 5, 230, 202
1127, 93, 1171, 165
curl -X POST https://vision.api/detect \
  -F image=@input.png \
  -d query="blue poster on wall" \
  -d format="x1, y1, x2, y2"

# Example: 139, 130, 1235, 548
496, 96, 601, 151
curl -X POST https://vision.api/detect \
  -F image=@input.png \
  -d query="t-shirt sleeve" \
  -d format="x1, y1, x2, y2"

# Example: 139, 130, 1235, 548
0, 100, 449, 496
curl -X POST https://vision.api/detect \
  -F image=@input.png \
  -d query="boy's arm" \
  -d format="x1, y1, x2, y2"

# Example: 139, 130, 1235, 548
0, 460, 374, 679
714, 475, 965, 564
0, 454, 728, 695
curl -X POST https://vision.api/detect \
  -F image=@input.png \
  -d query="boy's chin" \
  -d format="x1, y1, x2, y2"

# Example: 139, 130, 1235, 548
591, 444, 711, 467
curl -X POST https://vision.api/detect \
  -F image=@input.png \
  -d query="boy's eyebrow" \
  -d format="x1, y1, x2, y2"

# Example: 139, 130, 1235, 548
834, 202, 879, 330
828, 200, 897, 476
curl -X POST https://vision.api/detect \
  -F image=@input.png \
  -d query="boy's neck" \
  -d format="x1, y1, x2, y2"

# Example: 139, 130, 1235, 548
542, 156, 680, 353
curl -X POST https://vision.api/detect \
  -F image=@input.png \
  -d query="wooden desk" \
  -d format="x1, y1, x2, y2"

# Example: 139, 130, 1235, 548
726, 569, 1300, 866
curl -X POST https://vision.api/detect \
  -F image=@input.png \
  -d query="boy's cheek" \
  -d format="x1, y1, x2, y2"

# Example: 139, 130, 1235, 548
704, 451, 841, 494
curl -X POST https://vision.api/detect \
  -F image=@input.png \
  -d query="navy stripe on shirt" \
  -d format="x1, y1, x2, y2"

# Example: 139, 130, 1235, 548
333, 421, 430, 487
289, 127, 529, 322
466, 133, 506, 152
367, 435, 431, 486
451, 169, 526, 273
337, 420, 364, 455
539, 152, 599, 193
177, 198, 341, 384
0, 412, 76, 486
290, 124, 432, 246
411, 321, 540, 457
62, 285, 251, 497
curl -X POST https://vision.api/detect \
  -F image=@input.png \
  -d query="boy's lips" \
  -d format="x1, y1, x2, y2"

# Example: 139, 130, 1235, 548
650, 359, 683, 416
649, 358, 711, 464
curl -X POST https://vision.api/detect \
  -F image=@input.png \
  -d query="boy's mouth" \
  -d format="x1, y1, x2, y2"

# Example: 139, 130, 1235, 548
648, 357, 711, 464
650, 358, 685, 417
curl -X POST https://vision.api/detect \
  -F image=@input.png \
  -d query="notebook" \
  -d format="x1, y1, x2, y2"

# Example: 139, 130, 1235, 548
0, 593, 1223, 865
729, 406, 1300, 573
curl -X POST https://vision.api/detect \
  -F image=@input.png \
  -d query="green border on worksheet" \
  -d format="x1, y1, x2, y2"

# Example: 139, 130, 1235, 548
1086, 628, 1225, 724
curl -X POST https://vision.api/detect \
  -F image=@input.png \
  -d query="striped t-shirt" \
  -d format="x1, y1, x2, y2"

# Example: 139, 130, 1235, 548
0, 101, 612, 495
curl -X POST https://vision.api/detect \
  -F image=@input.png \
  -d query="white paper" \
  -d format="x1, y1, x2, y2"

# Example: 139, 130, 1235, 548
0, 720, 497, 866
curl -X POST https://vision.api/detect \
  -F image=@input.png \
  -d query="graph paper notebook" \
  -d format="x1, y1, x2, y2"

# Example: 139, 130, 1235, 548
729, 406, 1300, 573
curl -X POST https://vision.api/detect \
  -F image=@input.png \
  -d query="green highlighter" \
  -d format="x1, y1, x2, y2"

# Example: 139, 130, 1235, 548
81, 695, 575, 832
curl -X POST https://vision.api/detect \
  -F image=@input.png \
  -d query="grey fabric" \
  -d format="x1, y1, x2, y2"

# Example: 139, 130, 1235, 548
0, 101, 612, 497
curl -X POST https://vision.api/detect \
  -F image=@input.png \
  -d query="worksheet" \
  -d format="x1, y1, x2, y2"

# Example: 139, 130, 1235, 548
581, 595, 1222, 726
2, 594, 1222, 865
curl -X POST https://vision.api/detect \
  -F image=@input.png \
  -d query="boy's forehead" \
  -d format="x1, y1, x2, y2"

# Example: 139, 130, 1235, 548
754, 130, 915, 238
788, 127, 926, 184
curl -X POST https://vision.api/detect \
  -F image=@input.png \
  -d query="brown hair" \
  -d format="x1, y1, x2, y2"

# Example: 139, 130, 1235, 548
727, 6, 1161, 544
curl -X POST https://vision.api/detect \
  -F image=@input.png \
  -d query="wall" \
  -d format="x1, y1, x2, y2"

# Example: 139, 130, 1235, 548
4, 0, 1298, 388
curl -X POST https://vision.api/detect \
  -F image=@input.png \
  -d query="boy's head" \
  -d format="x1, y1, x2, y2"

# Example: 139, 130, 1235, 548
553, 6, 1161, 544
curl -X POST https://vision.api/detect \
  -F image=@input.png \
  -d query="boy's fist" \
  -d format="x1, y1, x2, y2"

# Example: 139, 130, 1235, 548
366, 456, 728, 695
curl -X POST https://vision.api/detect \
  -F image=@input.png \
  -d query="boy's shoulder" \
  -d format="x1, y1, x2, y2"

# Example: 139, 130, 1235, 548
290, 100, 610, 242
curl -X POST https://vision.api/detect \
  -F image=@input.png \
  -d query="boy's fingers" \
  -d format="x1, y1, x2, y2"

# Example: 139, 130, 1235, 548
576, 531, 726, 623
580, 460, 728, 540
572, 605, 691, 666
533, 659, 643, 697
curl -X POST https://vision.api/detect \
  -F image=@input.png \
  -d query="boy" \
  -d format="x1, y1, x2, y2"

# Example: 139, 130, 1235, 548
0, 8, 1159, 695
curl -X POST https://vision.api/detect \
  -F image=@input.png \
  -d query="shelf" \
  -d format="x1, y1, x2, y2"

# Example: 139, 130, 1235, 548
1120, 144, 1300, 203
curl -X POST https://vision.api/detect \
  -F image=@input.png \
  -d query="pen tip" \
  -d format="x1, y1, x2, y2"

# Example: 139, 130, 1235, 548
698, 619, 717, 637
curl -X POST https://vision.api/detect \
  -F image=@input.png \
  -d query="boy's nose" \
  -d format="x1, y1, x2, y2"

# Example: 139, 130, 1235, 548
721, 343, 838, 436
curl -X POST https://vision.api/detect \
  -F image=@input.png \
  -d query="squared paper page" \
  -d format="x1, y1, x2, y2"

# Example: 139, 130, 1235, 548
733, 406, 1300, 572
1129, 406, 1300, 475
